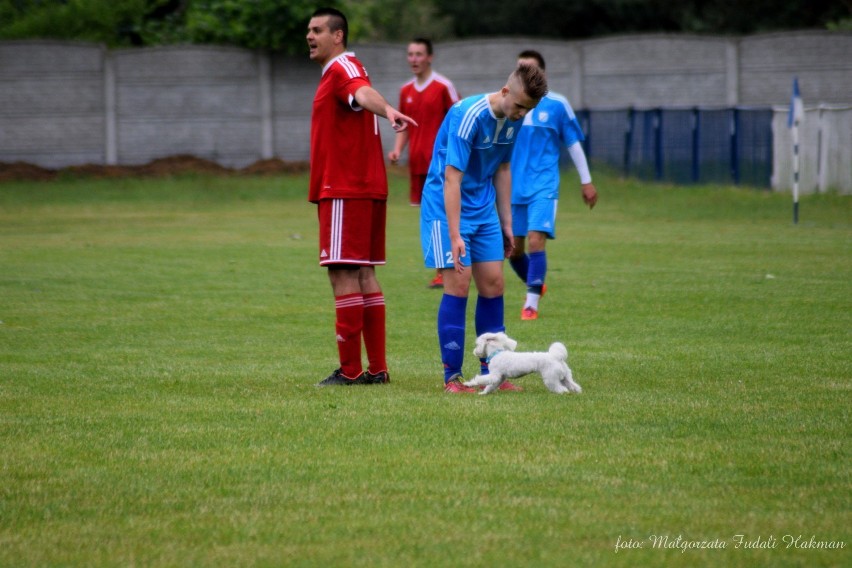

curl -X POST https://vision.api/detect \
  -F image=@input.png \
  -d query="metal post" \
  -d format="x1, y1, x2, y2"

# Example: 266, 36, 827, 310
103, 49, 117, 165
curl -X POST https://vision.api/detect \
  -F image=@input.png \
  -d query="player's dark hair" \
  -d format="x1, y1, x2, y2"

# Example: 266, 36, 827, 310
312, 7, 348, 47
514, 62, 548, 100
518, 49, 546, 71
412, 37, 434, 55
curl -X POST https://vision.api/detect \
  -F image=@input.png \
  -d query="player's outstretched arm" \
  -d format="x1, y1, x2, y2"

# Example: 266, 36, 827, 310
354, 86, 418, 131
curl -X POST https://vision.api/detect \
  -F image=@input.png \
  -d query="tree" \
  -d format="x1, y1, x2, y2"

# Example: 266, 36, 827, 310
0, 0, 453, 52
1, 0, 847, 50
141, 0, 454, 51
0, 0, 152, 45
340, 0, 453, 43
136, 0, 321, 52
0, 0, 329, 52
432, 0, 851, 38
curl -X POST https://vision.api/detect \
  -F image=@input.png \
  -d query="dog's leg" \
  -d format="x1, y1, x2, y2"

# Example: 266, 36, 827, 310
560, 369, 582, 393
464, 374, 505, 395
463, 374, 499, 387
544, 380, 569, 394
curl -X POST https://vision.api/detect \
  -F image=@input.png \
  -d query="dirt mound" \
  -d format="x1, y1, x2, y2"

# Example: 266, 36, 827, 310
62, 164, 141, 179
0, 155, 310, 182
240, 158, 310, 175
0, 161, 57, 182
138, 155, 233, 177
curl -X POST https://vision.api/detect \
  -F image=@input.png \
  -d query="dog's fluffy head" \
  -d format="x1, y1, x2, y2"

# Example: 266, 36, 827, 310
473, 332, 518, 358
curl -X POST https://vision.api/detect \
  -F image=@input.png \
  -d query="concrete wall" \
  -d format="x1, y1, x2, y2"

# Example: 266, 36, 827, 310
112, 45, 266, 167
0, 40, 106, 168
1, 31, 850, 186
740, 32, 852, 106
580, 35, 733, 108
270, 53, 315, 163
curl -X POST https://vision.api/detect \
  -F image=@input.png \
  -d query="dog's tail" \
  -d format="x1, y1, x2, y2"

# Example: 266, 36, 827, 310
548, 342, 568, 361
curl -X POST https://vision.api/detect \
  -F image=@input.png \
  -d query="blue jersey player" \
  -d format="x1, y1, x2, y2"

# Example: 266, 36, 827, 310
509, 50, 598, 321
420, 63, 548, 393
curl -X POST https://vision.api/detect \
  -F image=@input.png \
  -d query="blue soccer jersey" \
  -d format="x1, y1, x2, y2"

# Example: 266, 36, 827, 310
510, 92, 585, 204
420, 94, 523, 227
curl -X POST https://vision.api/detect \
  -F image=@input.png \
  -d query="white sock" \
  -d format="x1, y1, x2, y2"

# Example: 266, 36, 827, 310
525, 292, 541, 310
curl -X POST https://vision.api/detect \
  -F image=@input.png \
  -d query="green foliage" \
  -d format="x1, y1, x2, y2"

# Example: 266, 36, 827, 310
341, 0, 453, 43
1, 170, 850, 566
0, 0, 452, 52
0, 0, 150, 45
136, 0, 454, 51
0, 0, 333, 51
827, 16, 852, 31
1, 0, 847, 48
138, 0, 322, 52
433, 0, 851, 38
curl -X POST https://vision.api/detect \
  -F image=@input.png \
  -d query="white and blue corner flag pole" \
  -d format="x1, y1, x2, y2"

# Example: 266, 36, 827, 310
788, 77, 803, 224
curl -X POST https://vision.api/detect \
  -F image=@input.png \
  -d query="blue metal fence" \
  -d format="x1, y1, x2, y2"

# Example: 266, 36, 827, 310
576, 108, 774, 188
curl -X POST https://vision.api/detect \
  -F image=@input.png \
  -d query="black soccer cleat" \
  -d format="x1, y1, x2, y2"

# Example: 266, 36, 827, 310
317, 368, 367, 387
365, 370, 390, 384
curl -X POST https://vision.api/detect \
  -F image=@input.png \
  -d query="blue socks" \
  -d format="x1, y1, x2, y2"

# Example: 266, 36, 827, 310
511, 251, 547, 293
509, 255, 529, 283
527, 251, 547, 294
438, 294, 467, 383
475, 295, 505, 337
438, 294, 506, 381
475, 295, 505, 375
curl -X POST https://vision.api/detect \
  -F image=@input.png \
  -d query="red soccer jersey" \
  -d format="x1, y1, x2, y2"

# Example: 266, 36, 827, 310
309, 53, 388, 203
398, 72, 459, 175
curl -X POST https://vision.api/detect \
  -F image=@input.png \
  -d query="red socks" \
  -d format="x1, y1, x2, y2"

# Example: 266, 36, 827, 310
334, 292, 387, 378
335, 293, 364, 379
363, 292, 387, 374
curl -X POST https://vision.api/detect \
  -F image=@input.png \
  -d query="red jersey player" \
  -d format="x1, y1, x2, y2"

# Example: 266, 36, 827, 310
388, 38, 460, 206
307, 7, 416, 387
388, 38, 459, 287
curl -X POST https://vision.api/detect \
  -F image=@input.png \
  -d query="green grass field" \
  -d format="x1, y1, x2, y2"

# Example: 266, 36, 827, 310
1, 169, 850, 567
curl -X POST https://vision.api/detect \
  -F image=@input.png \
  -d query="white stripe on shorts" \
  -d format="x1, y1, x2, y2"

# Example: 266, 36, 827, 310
331, 199, 343, 261
430, 220, 445, 268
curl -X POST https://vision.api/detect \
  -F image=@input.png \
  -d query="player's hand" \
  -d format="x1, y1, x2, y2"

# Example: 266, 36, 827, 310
502, 229, 514, 258
388, 150, 400, 164
386, 107, 417, 132
582, 183, 598, 209
451, 238, 466, 274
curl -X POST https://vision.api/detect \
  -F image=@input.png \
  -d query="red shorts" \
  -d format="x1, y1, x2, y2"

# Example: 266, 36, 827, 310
317, 198, 386, 266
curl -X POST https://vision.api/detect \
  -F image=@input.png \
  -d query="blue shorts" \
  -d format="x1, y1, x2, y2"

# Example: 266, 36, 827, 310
421, 218, 505, 268
512, 198, 558, 239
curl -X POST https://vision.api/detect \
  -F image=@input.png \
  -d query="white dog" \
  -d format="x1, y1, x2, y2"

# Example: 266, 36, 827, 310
463, 332, 583, 395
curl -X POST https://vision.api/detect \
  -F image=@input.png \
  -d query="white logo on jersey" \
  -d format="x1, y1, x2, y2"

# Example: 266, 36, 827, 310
507, 127, 515, 139
321, 249, 329, 258
538, 111, 549, 122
